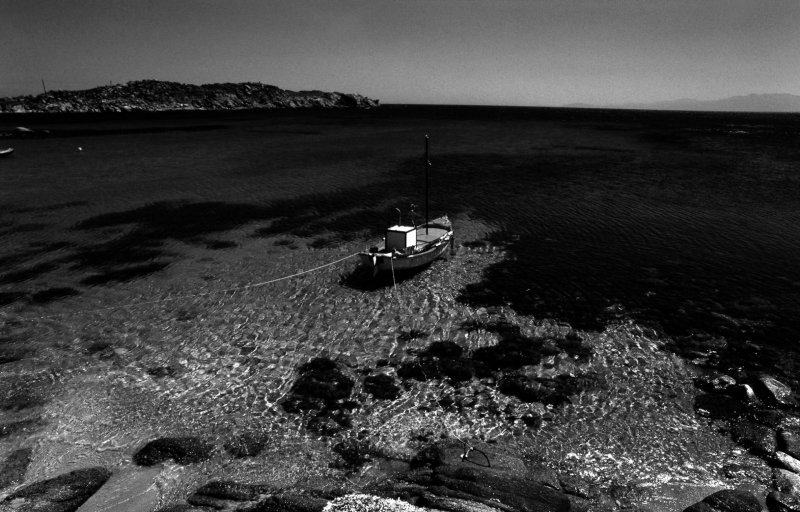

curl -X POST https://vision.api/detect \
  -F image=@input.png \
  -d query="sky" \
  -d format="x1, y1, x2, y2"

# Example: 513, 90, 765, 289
2, 0, 799, 106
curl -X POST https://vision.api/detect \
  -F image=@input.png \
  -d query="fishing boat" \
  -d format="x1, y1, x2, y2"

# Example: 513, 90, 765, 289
358, 136, 454, 274
0, 148, 14, 157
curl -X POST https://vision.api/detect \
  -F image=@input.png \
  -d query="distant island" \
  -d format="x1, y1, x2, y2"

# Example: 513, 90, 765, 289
565, 93, 800, 112
0, 80, 379, 113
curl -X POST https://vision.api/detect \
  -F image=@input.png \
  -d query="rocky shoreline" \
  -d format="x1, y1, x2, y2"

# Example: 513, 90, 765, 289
2, 241, 800, 512
0, 80, 379, 114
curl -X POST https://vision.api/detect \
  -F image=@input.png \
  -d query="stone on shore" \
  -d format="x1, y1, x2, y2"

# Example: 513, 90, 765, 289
780, 431, 800, 460
777, 452, 800, 474
730, 420, 777, 455
2, 466, 111, 512
402, 441, 570, 512
767, 491, 800, 512
132, 437, 214, 466
683, 489, 761, 512
752, 376, 796, 407
774, 469, 800, 494
324, 494, 427, 512
694, 372, 737, 394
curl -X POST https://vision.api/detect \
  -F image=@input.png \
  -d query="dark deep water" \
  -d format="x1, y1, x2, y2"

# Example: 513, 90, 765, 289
2, 105, 800, 381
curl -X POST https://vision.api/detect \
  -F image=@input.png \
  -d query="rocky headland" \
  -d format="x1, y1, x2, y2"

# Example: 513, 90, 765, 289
0, 80, 379, 114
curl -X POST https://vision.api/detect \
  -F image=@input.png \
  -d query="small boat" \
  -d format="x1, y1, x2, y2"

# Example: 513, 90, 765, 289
0, 148, 14, 157
359, 216, 454, 274
359, 136, 454, 274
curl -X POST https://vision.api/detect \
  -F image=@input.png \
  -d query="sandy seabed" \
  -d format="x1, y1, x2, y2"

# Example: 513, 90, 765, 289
0, 219, 772, 510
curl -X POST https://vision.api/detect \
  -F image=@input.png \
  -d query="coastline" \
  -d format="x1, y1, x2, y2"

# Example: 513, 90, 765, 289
0, 228, 792, 511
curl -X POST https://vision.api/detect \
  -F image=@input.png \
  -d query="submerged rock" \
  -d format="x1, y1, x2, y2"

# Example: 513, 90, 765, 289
224, 432, 269, 458
0, 417, 42, 439
363, 374, 401, 400
2, 466, 111, 512
0, 447, 32, 490
282, 357, 356, 434
132, 437, 214, 466
283, 358, 355, 412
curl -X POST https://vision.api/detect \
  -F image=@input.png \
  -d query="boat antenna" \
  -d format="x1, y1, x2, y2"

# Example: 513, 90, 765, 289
395, 207, 402, 226
425, 134, 430, 235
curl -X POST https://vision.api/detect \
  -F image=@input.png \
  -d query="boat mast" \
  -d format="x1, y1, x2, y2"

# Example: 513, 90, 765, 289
425, 134, 430, 235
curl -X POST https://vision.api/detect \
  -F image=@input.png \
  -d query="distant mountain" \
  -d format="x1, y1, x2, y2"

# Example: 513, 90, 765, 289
566, 93, 800, 112
0, 80, 379, 113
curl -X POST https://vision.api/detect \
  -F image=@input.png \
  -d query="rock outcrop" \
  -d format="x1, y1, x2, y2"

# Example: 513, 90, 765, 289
0, 80, 379, 113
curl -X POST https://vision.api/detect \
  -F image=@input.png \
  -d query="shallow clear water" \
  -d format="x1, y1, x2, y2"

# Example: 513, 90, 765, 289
0, 106, 796, 501
3, 106, 799, 374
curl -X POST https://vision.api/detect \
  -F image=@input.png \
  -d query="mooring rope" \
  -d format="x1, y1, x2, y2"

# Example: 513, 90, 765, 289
23, 252, 361, 321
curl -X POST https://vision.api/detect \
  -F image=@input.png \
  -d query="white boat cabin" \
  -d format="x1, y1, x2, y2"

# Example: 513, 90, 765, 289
385, 225, 416, 251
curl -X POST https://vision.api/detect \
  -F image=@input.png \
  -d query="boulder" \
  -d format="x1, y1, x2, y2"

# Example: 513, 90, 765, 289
777, 452, 800, 474
324, 494, 427, 512
730, 420, 777, 455
730, 384, 758, 405
694, 373, 737, 393
683, 489, 761, 512
132, 437, 214, 466
780, 431, 800, 460
3, 466, 111, 512
403, 441, 570, 512
767, 491, 800, 512
753, 376, 795, 407
774, 469, 800, 494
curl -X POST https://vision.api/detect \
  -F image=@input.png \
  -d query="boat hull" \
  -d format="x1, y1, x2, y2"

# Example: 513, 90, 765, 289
0, 148, 14, 157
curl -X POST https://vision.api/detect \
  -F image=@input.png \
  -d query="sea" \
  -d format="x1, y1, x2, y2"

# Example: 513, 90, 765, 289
1, 105, 800, 498
3, 105, 799, 378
